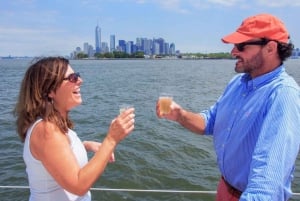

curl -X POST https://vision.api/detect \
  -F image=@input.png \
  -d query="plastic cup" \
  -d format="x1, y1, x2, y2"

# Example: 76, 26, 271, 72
119, 104, 133, 114
158, 94, 173, 115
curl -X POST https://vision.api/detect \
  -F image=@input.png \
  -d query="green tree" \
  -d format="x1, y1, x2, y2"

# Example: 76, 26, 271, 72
134, 51, 145, 58
76, 52, 88, 59
104, 52, 114, 58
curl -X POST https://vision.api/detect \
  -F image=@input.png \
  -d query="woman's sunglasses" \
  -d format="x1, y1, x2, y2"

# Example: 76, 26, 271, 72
235, 39, 270, 52
63, 72, 81, 83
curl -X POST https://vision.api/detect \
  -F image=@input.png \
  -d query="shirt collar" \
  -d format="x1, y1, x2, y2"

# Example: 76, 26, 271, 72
241, 65, 285, 91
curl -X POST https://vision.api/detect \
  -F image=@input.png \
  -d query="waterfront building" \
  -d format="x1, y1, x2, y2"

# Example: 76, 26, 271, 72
132, 44, 137, 54
153, 42, 160, 55
101, 42, 109, 53
76, 47, 81, 53
136, 38, 142, 52
95, 24, 101, 53
170, 43, 176, 55
110, 35, 115, 52
126, 41, 133, 54
153, 38, 165, 55
83, 42, 94, 57
83, 42, 89, 54
164, 43, 170, 55
143, 38, 152, 55
87, 45, 94, 57
118, 40, 126, 52
291, 48, 299, 58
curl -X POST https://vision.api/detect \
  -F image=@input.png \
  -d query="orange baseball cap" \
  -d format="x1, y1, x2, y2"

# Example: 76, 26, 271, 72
222, 13, 289, 44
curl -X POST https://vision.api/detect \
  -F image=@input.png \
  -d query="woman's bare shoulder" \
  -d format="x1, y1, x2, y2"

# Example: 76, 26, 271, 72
30, 120, 69, 160
33, 120, 65, 139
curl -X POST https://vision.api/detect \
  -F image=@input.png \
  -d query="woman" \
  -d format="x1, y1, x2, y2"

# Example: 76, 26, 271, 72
14, 57, 135, 200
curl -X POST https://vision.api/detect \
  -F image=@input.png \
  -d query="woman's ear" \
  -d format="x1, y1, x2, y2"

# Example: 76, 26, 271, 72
48, 91, 55, 99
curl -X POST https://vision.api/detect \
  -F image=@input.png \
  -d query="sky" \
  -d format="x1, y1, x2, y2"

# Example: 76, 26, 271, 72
1, 0, 300, 57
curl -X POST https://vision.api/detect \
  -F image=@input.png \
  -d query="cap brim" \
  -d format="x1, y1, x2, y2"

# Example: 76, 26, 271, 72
222, 31, 253, 44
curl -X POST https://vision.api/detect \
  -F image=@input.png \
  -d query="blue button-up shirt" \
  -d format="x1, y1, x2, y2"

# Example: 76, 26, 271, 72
201, 65, 300, 200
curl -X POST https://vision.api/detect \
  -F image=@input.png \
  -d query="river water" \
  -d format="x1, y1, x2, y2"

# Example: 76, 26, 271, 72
0, 58, 299, 201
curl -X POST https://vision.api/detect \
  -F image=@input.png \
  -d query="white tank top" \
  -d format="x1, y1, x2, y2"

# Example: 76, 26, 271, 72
23, 119, 91, 201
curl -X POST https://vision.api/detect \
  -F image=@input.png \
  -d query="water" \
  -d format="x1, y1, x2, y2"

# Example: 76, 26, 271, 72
0, 59, 299, 201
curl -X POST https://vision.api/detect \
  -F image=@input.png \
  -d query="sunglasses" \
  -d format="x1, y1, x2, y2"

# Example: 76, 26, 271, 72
63, 72, 81, 83
235, 39, 270, 52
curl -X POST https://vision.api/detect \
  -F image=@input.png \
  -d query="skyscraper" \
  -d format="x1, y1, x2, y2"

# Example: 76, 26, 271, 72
170, 43, 176, 55
83, 42, 89, 54
153, 38, 165, 55
95, 23, 101, 53
110, 34, 115, 52
118, 40, 126, 52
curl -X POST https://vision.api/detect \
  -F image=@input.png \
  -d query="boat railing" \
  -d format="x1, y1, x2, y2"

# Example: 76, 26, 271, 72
0, 185, 299, 197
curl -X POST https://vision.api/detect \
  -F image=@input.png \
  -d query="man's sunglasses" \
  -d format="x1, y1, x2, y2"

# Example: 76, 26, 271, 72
235, 39, 270, 52
63, 72, 81, 83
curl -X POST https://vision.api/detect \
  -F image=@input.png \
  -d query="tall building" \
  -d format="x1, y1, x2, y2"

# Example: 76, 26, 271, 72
83, 42, 89, 54
143, 38, 152, 55
153, 38, 165, 54
95, 23, 101, 53
118, 40, 126, 52
136, 38, 142, 51
110, 35, 115, 52
170, 43, 176, 55
164, 42, 170, 55
153, 42, 160, 55
126, 41, 133, 54
101, 42, 109, 53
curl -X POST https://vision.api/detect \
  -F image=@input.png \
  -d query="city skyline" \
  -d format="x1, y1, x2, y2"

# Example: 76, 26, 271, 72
71, 24, 177, 58
1, 1, 300, 57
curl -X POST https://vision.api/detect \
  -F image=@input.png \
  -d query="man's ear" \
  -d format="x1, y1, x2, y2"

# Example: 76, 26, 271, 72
266, 41, 277, 54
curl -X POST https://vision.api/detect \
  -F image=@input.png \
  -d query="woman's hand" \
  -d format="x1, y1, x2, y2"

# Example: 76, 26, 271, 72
106, 107, 135, 145
83, 141, 115, 163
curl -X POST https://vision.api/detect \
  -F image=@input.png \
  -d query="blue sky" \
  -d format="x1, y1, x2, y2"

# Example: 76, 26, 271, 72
1, 0, 299, 57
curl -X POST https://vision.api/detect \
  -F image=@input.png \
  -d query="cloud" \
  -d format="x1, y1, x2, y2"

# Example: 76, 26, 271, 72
151, 0, 190, 14
132, 0, 240, 14
135, 0, 146, 3
256, 0, 300, 7
142, 0, 300, 14
206, 0, 241, 6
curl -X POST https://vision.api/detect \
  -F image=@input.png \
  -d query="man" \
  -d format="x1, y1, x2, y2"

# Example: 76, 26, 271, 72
156, 13, 300, 201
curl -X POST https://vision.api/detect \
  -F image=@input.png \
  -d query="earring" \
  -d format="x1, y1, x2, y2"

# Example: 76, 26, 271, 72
47, 96, 53, 104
